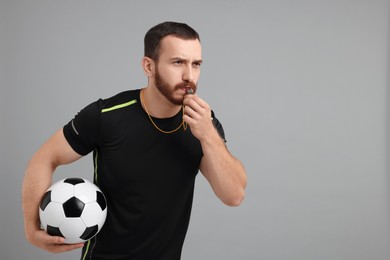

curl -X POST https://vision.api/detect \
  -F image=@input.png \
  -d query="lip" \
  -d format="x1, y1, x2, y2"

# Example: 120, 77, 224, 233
180, 87, 192, 93
181, 87, 194, 94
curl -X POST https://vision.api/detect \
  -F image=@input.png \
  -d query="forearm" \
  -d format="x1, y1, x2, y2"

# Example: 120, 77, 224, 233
200, 130, 247, 206
22, 153, 55, 240
22, 129, 82, 243
21, 130, 85, 252
22, 158, 85, 252
182, 94, 247, 206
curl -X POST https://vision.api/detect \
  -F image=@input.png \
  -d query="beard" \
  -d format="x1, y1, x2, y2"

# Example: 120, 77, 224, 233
155, 68, 197, 106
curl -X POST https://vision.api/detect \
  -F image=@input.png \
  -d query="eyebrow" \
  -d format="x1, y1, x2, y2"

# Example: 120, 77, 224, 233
170, 57, 203, 64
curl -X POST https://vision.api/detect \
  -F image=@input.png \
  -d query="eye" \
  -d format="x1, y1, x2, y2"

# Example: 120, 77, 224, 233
173, 60, 183, 65
192, 62, 201, 68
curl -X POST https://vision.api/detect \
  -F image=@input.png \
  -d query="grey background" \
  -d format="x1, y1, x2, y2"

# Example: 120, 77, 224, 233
1, 0, 389, 259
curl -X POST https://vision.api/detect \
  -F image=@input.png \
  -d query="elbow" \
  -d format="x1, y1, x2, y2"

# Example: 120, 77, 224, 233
226, 173, 247, 207
223, 189, 245, 207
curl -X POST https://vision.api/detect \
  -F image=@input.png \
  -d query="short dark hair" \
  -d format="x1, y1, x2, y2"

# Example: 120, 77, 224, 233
144, 21, 200, 60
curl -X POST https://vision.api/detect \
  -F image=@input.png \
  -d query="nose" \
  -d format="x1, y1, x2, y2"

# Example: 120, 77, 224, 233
182, 65, 194, 83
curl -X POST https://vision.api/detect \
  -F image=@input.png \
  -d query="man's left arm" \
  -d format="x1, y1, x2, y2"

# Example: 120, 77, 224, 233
183, 95, 247, 206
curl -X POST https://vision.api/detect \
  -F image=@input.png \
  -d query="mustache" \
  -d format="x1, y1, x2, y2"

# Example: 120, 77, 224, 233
175, 81, 197, 91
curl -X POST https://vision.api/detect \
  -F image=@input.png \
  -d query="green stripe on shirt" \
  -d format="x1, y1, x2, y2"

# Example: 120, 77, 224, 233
101, 99, 137, 113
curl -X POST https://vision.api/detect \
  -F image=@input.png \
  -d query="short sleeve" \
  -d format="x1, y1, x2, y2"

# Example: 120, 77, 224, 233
63, 100, 101, 156
211, 110, 226, 142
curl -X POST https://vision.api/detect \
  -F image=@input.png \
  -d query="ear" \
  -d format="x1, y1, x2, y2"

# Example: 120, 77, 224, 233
142, 57, 155, 77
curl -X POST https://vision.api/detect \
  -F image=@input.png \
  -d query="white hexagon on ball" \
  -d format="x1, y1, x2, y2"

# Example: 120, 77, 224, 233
49, 183, 74, 203
74, 181, 97, 204
81, 203, 107, 227
40, 202, 65, 227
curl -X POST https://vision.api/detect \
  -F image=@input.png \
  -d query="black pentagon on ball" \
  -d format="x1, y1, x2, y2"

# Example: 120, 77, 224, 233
80, 225, 98, 240
47, 225, 64, 237
64, 178, 85, 185
40, 190, 52, 211
63, 197, 85, 217
96, 191, 107, 211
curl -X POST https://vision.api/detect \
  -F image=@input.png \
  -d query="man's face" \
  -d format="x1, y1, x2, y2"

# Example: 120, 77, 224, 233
153, 36, 202, 105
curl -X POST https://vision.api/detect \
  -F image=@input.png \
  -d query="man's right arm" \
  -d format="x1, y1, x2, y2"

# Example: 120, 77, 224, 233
22, 129, 85, 253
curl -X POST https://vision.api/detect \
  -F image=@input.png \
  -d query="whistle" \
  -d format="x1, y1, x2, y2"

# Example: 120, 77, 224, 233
186, 89, 194, 95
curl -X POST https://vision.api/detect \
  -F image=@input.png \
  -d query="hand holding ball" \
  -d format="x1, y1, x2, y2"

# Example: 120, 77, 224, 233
39, 178, 107, 244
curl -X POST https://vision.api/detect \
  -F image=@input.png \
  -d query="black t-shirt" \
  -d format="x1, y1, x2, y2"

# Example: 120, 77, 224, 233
63, 89, 225, 260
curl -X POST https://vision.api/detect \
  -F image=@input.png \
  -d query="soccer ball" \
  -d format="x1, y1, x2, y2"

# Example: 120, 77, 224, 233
39, 178, 107, 244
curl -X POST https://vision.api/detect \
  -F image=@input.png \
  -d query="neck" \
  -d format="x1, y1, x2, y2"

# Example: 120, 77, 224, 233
141, 87, 182, 118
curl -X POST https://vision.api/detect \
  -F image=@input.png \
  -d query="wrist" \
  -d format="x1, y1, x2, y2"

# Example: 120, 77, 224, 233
199, 127, 225, 151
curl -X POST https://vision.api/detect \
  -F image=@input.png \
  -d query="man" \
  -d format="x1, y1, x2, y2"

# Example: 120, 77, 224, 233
22, 21, 247, 259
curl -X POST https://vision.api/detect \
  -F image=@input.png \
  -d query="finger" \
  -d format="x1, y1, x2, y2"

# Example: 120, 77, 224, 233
46, 242, 84, 253
47, 239, 84, 253
184, 97, 206, 114
185, 94, 209, 109
39, 232, 84, 253
38, 231, 64, 245
184, 101, 201, 116
49, 236, 65, 245
47, 235, 84, 247
55, 242, 85, 252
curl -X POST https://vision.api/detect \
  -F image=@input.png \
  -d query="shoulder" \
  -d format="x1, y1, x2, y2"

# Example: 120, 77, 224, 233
99, 89, 140, 112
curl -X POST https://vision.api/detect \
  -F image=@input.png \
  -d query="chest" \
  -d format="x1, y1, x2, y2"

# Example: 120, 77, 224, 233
97, 108, 203, 184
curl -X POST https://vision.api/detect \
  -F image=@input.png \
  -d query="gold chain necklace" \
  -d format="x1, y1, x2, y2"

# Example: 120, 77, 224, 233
140, 89, 187, 134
